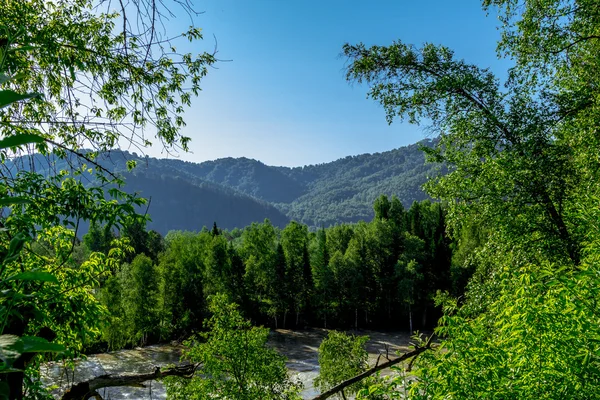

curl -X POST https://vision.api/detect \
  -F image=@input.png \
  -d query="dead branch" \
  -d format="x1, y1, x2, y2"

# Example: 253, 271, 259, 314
60, 364, 197, 400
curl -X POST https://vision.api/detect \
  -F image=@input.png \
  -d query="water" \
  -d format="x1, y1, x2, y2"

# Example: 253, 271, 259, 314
41, 329, 412, 399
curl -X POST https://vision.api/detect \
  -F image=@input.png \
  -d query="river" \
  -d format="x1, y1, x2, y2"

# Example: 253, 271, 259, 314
41, 329, 413, 399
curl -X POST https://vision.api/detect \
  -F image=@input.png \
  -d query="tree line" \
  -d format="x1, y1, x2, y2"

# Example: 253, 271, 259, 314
82, 196, 465, 350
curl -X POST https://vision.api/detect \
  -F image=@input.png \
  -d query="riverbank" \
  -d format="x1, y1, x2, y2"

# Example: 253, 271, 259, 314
42, 329, 414, 399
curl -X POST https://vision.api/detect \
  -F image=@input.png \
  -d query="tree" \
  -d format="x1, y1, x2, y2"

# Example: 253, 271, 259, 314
242, 220, 280, 323
395, 233, 426, 333
281, 221, 311, 326
204, 233, 234, 298
0, 0, 214, 396
83, 222, 115, 255
343, 242, 367, 328
311, 228, 334, 328
344, 38, 579, 265
343, 0, 600, 397
315, 331, 369, 399
121, 254, 160, 346
158, 231, 205, 338
163, 294, 302, 400
373, 194, 391, 220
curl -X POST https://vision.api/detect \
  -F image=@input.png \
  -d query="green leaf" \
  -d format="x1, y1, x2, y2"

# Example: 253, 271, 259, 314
20, 336, 64, 353
6, 45, 36, 54
0, 196, 30, 207
3, 233, 27, 262
126, 159, 137, 171
0, 90, 41, 109
0, 134, 44, 149
7, 271, 58, 284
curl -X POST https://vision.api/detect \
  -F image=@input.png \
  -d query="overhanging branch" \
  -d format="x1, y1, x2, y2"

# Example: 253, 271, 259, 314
311, 336, 433, 400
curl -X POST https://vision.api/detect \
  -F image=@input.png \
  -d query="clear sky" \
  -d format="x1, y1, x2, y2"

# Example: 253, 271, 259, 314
143, 1, 512, 167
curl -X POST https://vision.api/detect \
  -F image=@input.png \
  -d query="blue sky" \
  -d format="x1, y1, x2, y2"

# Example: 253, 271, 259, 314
144, 1, 512, 167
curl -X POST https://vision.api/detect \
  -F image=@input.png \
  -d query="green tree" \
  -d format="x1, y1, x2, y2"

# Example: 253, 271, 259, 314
83, 222, 115, 255
204, 233, 234, 298
344, 222, 374, 329
242, 220, 280, 323
158, 231, 206, 338
98, 274, 128, 351
146, 230, 166, 262
373, 194, 391, 220
395, 233, 426, 333
273, 243, 291, 328
121, 254, 160, 346
164, 294, 301, 400
344, 0, 600, 397
0, 0, 214, 396
315, 331, 369, 399
311, 228, 334, 328
281, 221, 311, 327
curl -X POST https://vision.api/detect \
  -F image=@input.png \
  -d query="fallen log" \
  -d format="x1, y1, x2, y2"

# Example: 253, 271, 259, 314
61, 364, 197, 400
311, 336, 433, 400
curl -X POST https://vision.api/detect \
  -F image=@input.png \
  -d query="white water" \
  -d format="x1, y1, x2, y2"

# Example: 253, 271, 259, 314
42, 329, 412, 399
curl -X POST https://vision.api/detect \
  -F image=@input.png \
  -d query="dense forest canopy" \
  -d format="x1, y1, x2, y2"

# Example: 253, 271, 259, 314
1, 0, 600, 399
86, 197, 454, 351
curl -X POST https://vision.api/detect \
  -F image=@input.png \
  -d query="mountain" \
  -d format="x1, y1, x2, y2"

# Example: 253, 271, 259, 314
274, 139, 440, 226
4, 153, 291, 234
111, 138, 440, 230
120, 171, 290, 233
6, 138, 441, 233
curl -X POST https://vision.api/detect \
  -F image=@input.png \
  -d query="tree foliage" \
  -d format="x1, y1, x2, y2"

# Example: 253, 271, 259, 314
315, 331, 369, 399
343, 0, 600, 398
0, 0, 214, 397
163, 294, 301, 400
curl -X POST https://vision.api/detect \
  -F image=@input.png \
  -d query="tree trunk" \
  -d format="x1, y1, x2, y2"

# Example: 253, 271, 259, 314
61, 364, 197, 400
355, 308, 358, 330
283, 310, 287, 329
422, 307, 427, 328
409, 304, 413, 333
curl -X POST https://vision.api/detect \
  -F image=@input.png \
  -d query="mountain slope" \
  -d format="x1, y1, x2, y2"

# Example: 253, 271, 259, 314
122, 171, 289, 233
4, 153, 291, 234
6, 138, 440, 232
274, 139, 439, 226
128, 138, 440, 228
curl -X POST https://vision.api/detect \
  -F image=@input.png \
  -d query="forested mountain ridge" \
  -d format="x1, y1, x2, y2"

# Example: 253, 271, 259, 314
6, 138, 437, 233
107, 138, 439, 229
274, 139, 439, 226
4, 153, 291, 234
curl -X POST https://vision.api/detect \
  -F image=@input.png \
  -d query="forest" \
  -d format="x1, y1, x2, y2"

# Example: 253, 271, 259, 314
1, 0, 600, 399
85, 197, 458, 351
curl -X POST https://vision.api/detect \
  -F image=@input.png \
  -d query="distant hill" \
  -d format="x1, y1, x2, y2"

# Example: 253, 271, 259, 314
274, 139, 440, 227
7, 138, 442, 233
120, 171, 290, 233
113, 138, 441, 230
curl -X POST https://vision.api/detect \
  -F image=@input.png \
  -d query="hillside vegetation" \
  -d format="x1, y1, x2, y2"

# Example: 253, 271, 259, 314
7, 139, 437, 232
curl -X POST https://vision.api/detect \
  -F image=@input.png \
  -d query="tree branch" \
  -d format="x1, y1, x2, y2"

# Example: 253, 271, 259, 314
311, 336, 433, 400
60, 364, 198, 400
550, 35, 600, 55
